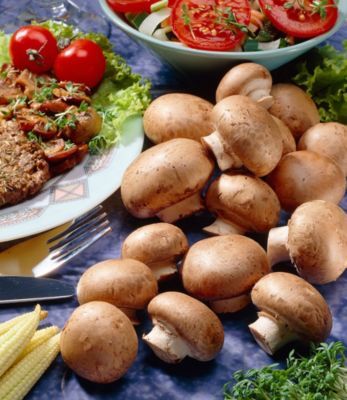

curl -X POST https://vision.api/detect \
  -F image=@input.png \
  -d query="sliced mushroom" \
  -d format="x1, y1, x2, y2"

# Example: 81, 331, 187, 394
121, 223, 189, 281
298, 122, 347, 176
143, 93, 214, 144
204, 173, 280, 235
143, 291, 224, 363
69, 107, 102, 144
266, 150, 346, 212
121, 138, 214, 223
216, 63, 273, 108
249, 272, 332, 355
202, 95, 283, 175
271, 116, 296, 155
267, 200, 347, 284
182, 235, 270, 313
77, 259, 158, 324
269, 83, 320, 140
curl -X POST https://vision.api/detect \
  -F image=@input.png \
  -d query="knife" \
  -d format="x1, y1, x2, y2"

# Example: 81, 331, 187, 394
0, 276, 75, 304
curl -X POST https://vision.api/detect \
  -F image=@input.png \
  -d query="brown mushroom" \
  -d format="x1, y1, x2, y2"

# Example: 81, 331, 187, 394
298, 122, 347, 176
216, 63, 273, 108
266, 150, 345, 212
121, 223, 189, 281
271, 116, 296, 155
267, 200, 347, 284
60, 301, 138, 383
202, 95, 283, 175
269, 83, 320, 140
249, 272, 332, 355
121, 138, 214, 223
143, 291, 224, 363
204, 173, 281, 235
143, 93, 214, 143
76, 259, 158, 324
182, 235, 270, 313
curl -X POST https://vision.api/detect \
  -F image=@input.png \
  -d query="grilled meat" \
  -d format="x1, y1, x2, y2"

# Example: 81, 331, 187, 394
0, 120, 50, 207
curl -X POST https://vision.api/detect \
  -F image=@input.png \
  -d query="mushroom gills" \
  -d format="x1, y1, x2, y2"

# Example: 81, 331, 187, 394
118, 307, 140, 325
202, 131, 242, 171
203, 217, 246, 236
209, 293, 250, 313
143, 320, 191, 363
156, 192, 204, 223
241, 80, 273, 109
267, 226, 290, 267
249, 312, 299, 355
148, 260, 178, 280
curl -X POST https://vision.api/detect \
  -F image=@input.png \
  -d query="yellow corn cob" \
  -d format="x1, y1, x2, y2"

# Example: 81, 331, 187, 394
15, 326, 60, 363
0, 332, 61, 400
0, 304, 41, 377
0, 309, 48, 336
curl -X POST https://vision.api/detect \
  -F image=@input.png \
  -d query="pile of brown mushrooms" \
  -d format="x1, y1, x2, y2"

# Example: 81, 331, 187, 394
61, 62, 346, 383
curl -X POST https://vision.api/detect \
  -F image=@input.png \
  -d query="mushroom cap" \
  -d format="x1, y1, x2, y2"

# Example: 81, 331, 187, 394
77, 259, 158, 310
147, 291, 224, 361
288, 200, 347, 284
143, 93, 214, 144
121, 138, 214, 218
271, 116, 296, 155
251, 272, 332, 343
121, 223, 189, 265
269, 83, 320, 139
212, 95, 282, 176
298, 122, 347, 176
267, 150, 346, 212
216, 62, 272, 103
60, 301, 138, 383
182, 235, 270, 300
206, 173, 280, 233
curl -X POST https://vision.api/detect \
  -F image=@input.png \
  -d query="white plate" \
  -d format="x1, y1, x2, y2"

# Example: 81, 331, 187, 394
0, 115, 144, 243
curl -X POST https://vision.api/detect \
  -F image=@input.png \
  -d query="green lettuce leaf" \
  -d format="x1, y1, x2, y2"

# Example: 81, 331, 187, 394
0, 21, 151, 153
293, 41, 347, 124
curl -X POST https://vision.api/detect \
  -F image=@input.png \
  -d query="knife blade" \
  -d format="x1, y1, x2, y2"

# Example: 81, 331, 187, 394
0, 276, 75, 304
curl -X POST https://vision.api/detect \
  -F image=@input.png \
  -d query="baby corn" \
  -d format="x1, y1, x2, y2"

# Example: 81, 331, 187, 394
0, 304, 41, 377
15, 325, 60, 363
0, 309, 48, 336
0, 332, 61, 400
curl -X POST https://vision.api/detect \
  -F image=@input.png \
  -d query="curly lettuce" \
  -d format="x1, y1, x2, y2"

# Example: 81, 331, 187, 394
293, 41, 347, 124
0, 21, 151, 154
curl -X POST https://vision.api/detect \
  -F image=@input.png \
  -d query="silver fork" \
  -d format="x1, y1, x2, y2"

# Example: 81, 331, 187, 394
32, 205, 112, 277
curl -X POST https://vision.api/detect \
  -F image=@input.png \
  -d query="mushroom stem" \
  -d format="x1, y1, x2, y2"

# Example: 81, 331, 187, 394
209, 293, 250, 313
202, 131, 242, 171
203, 217, 246, 236
119, 308, 140, 325
249, 312, 299, 355
156, 192, 204, 223
148, 260, 178, 281
143, 321, 191, 364
267, 226, 290, 267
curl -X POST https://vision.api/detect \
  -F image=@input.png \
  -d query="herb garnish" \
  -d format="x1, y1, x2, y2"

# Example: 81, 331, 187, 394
54, 106, 77, 129
215, 7, 249, 33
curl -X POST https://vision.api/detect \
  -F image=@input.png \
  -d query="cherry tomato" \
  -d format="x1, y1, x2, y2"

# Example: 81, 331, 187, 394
54, 39, 106, 88
171, 0, 251, 51
258, 0, 338, 38
107, 0, 157, 12
9, 26, 58, 74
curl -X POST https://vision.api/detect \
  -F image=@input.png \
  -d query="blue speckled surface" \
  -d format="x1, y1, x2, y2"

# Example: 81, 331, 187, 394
0, 2, 346, 399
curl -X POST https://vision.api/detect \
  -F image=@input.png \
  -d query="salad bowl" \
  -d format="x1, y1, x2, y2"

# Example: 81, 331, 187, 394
99, 0, 347, 73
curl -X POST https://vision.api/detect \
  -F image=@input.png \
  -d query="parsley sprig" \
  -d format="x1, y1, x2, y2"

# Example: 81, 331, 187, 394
224, 342, 347, 400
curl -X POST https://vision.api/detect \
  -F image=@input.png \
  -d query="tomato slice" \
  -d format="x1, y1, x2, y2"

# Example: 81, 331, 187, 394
171, 0, 251, 51
107, 0, 157, 12
258, 0, 338, 38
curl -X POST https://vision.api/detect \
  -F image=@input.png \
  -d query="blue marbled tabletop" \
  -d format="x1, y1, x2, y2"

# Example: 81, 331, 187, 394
0, 1, 346, 399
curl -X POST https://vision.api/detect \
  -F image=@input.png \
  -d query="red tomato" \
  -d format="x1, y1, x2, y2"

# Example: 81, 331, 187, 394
258, 0, 338, 38
9, 26, 58, 74
54, 39, 106, 88
171, 0, 251, 51
107, 0, 157, 13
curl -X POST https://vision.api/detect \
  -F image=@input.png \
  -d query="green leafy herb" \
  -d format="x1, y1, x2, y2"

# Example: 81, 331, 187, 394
33, 82, 58, 103
27, 131, 42, 144
55, 107, 77, 129
224, 342, 347, 400
215, 6, 249, 33
64, 140, 75, 150
293, 41, 347, 124
78, 101, 89, 112
310, 0, 336, 18
181, 3, 191, 25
